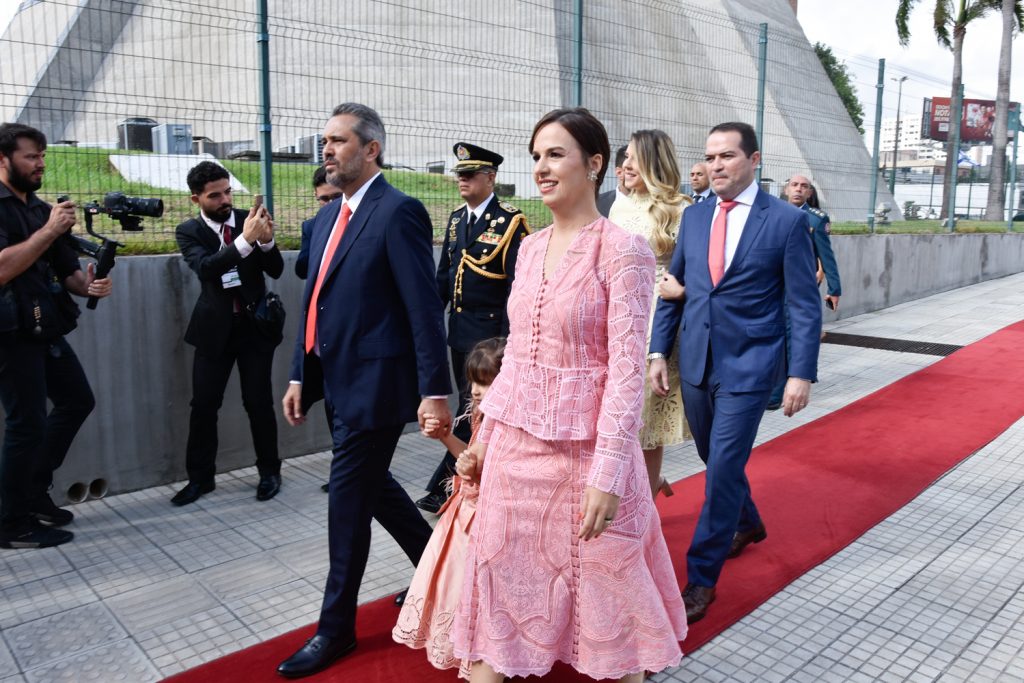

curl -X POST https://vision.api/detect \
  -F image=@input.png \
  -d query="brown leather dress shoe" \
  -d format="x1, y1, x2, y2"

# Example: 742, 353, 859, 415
682, 583, 716, 623
728, 523, 767, 558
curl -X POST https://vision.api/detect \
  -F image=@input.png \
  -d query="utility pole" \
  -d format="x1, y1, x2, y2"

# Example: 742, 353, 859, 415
888, 76, 907, 198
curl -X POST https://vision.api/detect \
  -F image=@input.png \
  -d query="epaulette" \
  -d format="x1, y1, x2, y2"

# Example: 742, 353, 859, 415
807, 207, 827, 219
498, 200, 520, 214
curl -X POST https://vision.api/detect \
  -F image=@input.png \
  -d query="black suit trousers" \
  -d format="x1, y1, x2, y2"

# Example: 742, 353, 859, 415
185, 316, 279, 483
317, 404, 432, 638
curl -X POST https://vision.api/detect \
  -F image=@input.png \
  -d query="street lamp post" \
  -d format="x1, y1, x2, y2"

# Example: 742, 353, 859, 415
888, 76, 908, 198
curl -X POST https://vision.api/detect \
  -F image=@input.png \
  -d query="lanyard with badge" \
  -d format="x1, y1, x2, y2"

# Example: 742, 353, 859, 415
219, 222, 242, 289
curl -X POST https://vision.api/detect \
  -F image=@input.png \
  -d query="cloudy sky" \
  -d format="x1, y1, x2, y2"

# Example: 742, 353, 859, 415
1, 0, 1018, 134
797, 0, 1022, 131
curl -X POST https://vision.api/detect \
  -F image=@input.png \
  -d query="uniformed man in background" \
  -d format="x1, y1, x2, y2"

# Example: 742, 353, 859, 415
416, 142, 530, 513
768, 173, 842, 410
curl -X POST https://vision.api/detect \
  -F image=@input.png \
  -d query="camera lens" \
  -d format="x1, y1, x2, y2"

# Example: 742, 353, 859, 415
125, 196, 164, 217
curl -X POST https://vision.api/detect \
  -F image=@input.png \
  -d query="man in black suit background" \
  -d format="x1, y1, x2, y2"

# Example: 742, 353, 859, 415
690, 161, 715, 203
597, 144, 629, 217
172, 161, 285, 506
295, 166, 342, 280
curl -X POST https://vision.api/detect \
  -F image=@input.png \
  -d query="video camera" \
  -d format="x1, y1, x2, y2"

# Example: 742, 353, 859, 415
60, 192, 164, 309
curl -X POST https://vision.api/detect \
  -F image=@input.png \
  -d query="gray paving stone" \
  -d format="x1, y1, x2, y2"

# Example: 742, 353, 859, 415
195, 554, 299, 602
0, 572, 97, 630
160, 527, 263, 573
0, 639, 15, 679
5, 603, 125, 671
225, 578, 322, 639
105, 576, 214, 633
134, 605, 258, 677
22, 639, 159, 683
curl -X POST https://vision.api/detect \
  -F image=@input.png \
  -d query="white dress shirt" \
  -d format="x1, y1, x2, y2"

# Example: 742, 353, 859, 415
711, 180, 759, 272
315, 171, 381, 275
466, 192, 495, 225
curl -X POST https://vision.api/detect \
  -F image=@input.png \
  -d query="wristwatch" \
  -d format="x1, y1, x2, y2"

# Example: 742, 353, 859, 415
647, 352, 666, 361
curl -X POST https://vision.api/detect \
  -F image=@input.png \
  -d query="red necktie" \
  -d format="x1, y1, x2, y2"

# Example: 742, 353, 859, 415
708, 200, 737, 286
221, 223, 241, 313
305, 203, 352, 353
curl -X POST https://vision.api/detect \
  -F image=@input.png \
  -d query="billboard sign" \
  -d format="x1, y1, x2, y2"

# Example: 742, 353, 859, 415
923, 97, 1020, 142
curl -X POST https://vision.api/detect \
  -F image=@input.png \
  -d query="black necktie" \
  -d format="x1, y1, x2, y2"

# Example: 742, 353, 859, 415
693, 193, 703, 203
467, 211, 477, 236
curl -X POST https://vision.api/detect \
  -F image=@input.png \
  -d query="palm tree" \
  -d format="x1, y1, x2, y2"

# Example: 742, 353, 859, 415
983, 0, 1023, 221
896, 0, 1003, 221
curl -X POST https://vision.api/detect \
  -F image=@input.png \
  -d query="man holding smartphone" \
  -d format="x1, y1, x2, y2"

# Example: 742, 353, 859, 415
172, 161, 284, 506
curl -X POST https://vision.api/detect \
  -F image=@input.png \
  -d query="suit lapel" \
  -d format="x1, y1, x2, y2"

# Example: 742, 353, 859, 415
722, 189, 769, 282
692, 200, 714, 287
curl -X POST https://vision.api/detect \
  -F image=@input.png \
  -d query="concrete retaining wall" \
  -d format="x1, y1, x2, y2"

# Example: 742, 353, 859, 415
22, 234, 1024, 503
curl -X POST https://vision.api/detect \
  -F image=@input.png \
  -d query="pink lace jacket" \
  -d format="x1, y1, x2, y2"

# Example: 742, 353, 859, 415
478, 217, 655, 497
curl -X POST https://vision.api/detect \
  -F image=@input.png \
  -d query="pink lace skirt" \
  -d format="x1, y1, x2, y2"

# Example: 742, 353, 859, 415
452, 421, 686, 679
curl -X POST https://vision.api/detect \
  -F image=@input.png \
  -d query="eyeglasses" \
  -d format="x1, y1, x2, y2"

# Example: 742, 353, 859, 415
316, 192, 343, 204
456, 171, 480, 180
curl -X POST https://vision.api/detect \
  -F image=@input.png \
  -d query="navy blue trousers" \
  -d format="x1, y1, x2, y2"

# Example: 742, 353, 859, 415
682, 363, 771, 588
316, 405, 432, 639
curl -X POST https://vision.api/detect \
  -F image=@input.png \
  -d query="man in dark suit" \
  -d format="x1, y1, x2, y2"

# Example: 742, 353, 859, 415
416, 142, 530, 514
172, 161, 284, 506
649, 122, 821, 622
690, 161, 715, 203
278, 103, 451, 678
295, 166, 342, 280
597, 144, 628, 217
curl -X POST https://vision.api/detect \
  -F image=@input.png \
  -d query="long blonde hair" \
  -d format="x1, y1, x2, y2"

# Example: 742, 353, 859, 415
629, 130, 687, 257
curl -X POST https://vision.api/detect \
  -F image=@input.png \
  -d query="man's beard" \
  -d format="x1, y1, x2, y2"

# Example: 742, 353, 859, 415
206, 205, 232, 223
7, 164, 42, 194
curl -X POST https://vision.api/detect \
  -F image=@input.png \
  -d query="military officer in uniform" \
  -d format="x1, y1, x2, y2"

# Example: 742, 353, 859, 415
768, 173, 842, 409
416, 142, 530, 513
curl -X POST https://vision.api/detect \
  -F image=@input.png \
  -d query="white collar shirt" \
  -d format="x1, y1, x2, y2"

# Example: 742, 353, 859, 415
467, 193, 495, 224
200, 210, 274, 257
712, 179, 759, 272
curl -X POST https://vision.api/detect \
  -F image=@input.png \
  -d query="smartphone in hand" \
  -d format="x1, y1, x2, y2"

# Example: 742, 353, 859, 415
253, 194, 264, 211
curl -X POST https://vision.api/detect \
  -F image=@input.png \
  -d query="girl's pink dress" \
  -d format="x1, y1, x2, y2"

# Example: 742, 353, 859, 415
393, 436, 479, 678
452, 218, 687, 680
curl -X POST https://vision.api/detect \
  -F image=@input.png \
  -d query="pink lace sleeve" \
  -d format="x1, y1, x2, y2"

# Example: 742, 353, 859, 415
476, 413, 495, 444
586, 233, 655, 496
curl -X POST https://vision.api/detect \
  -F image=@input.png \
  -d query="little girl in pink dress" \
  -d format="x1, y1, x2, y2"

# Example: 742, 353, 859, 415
392, 338, 505, 678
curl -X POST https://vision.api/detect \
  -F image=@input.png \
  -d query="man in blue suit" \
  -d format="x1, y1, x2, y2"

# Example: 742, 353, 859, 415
278, 103, 452, 678
649, 122, 821, 623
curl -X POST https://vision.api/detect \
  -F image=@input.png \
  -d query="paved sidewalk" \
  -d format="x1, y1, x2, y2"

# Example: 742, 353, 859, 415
2, 273, 1024, 682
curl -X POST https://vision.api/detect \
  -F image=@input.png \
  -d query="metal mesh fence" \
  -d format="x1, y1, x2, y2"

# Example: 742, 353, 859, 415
1, 0, 944, 252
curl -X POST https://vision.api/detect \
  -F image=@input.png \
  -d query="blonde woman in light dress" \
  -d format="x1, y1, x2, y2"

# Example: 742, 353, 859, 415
609, 129, 691, 499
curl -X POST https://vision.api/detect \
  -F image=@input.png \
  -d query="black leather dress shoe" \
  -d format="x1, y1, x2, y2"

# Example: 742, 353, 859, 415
682, 583, 716, 623
728, 523, 767, 558
394, 588, 409, 606
170, 480, 215, 507
277, 634, 356, 678
256, 474, 281, 501
415, 492, 446, 514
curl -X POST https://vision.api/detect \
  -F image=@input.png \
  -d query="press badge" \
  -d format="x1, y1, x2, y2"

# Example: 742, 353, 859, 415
221, 268, 242, 289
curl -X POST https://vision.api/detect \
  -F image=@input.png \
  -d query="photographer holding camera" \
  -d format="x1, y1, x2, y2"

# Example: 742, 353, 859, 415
172, 161, 283, 507
0, 123, 112, 549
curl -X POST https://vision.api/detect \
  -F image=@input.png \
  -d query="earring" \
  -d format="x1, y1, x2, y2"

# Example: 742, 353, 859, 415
587, 170, 598, 182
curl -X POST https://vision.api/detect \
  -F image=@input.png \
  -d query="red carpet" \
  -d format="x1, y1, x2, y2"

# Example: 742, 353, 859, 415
168, 321, 1024, 682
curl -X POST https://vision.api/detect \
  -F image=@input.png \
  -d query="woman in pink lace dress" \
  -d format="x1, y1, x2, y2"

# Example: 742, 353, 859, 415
452, 108, 687, 682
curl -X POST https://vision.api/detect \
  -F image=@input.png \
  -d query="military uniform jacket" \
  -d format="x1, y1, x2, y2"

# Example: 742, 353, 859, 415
803, 204, 842, 297
436, 195, 530, 352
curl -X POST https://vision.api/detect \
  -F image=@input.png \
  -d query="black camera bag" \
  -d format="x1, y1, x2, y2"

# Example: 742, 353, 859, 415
246, 290, 285, 345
